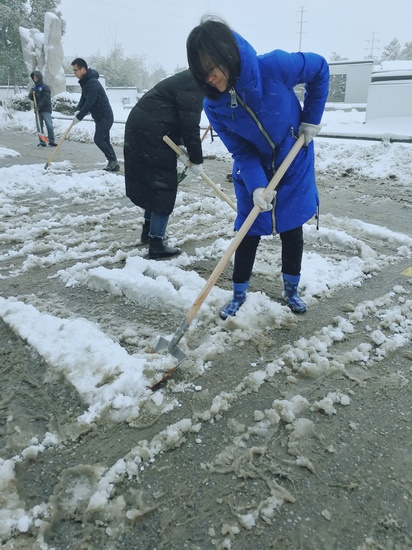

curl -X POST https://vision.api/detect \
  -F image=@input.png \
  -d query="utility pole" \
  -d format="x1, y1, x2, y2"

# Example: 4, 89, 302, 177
365, 32, 380, 59
296, 6, 306, 51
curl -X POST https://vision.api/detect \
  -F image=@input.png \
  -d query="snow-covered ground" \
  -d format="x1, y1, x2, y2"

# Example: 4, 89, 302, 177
3, 102, 412, 182
0, 105, 411, 547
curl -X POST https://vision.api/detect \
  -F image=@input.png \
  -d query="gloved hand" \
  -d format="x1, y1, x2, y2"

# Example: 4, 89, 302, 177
189, 163, 203, 176
298, 122, 322, 146
177, 146, 190, 167
252, 187, 274, 211
177, 153, 190, 167
72, 115, 80, 125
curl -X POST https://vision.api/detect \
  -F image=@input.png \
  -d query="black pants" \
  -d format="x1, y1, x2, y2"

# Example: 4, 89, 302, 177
94, 115, 117, 162
232, 226, 303, 284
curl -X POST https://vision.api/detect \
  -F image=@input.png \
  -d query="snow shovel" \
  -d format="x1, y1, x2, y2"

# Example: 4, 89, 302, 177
201, 124, 212, 142
44, 120, 75, 170
163, 135, 237, 212
32, 93, 49, 144
152, 134, 305, 389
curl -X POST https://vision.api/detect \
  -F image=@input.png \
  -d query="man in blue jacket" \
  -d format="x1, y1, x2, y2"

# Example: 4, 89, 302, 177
71, 58, 119, 172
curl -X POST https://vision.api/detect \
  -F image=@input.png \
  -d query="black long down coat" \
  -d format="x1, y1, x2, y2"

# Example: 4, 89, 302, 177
124, 70, 204, 215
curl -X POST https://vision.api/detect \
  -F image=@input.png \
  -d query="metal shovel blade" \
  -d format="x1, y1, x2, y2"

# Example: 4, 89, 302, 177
154, 336, 187, 365
149, 336, 187, 391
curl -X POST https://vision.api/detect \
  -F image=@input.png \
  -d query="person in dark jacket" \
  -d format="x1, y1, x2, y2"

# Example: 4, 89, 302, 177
187, 17, 329, 317
71, 58, 119, 172
28, 71, 57, 147
124, 70, 204, 259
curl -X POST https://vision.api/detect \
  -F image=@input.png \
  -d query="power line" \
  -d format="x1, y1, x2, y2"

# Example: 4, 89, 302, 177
296, 6, 306, 51
365, 32, 380, 59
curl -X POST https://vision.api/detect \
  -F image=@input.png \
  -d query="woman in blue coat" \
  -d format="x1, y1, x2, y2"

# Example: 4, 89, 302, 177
187, 17, 329, 317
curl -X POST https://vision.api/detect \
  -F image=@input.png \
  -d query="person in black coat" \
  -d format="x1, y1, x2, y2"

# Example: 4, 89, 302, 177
71, 58, 119, 172
28, 71, 57, 147
124, 70, 204, 259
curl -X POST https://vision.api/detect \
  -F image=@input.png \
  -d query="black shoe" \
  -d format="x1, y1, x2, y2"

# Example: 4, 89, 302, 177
104, 160, 120, 172
149, 237, 181, 260
48, 142, 58, 147
37, 142, 47, 147
140, 221, 150, 244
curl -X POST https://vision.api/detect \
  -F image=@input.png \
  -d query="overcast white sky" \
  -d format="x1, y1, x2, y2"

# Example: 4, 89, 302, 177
59, 0, 411, 72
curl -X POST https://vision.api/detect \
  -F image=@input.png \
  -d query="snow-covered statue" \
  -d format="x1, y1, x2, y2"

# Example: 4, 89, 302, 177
19, 12, 66, 96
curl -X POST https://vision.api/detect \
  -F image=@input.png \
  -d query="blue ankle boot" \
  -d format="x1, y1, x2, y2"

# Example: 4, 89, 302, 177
220, 282, 249, 320
282, 274, 307, 314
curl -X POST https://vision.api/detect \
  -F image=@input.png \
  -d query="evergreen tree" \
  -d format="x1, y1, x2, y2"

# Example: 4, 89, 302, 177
29, 0, 64, 34
381, 38, 401, 60
400, 41, 412, 60
89, 46, 166, 90
147, 65, 167, 89
173, 65, 188, 74
0, 0, 63, 88
90, 45, 148, 88
0, 0, 28, 88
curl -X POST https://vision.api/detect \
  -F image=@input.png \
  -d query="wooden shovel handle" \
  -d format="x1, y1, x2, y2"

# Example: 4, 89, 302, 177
32, 93, 48, 142
198, 170, 237, 212
45, 120, 75, 168
185, 134, 305, 325
163, 135, 237, 212
32, 93, 40, 126
201, 125, 211, 142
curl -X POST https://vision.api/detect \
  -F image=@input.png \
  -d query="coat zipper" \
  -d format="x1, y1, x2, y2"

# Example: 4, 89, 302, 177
230, 87, 276, 172
228, 88, 316, 232
229, 87, 238, 109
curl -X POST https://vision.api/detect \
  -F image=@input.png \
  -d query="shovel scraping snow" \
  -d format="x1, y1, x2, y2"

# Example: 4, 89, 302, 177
44, 120, 75, 170
33, 93, 49, 144
151, 135, 305, 389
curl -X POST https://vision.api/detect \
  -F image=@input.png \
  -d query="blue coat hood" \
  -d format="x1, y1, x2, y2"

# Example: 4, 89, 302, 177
204, 32, 329, 235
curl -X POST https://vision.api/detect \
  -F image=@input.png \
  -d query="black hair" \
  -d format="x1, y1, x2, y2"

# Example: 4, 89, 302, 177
186, 17, 240, 99
71, 57, 88, 70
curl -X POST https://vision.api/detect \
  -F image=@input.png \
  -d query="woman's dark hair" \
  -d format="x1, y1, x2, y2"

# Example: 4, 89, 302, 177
186, 17, 240, 99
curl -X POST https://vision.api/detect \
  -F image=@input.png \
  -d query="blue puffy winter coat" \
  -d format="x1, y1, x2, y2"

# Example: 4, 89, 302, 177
203, 32, 330, 235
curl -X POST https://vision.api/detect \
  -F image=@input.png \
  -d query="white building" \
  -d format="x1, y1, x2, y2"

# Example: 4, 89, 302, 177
327, 60, 374, 106
365, 61, 412, 121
